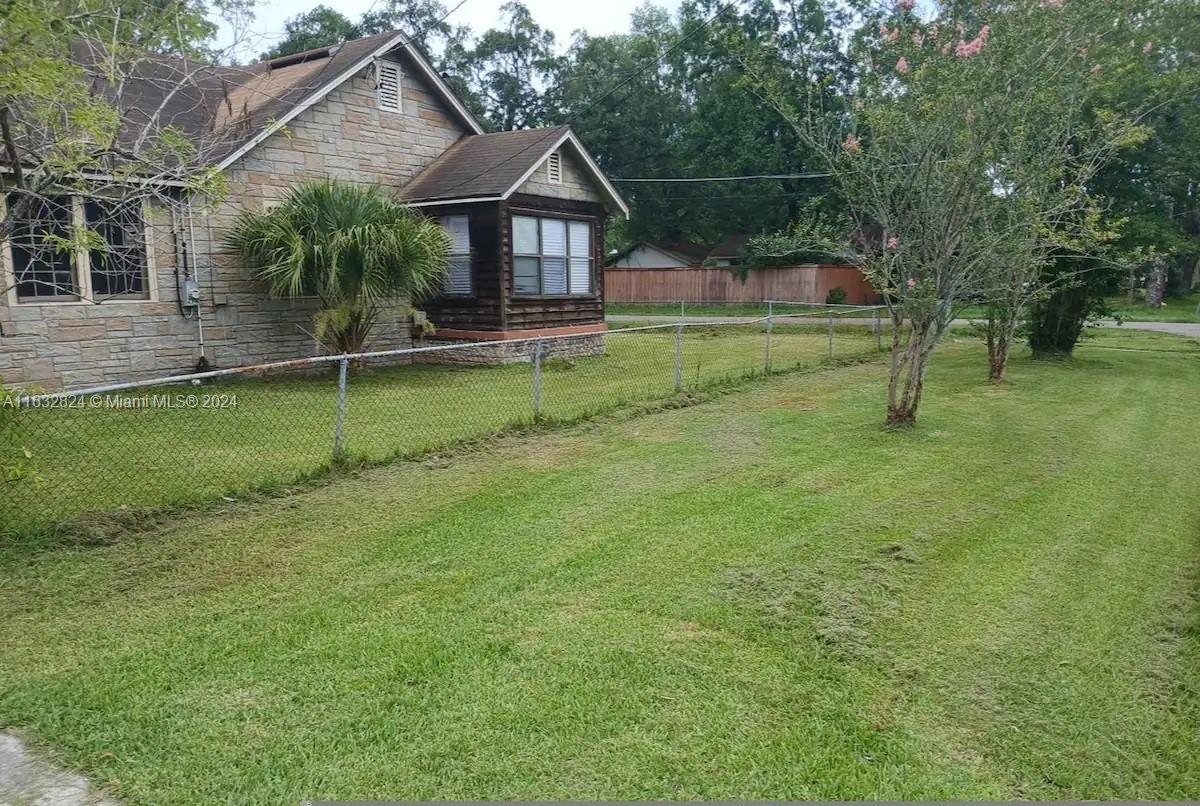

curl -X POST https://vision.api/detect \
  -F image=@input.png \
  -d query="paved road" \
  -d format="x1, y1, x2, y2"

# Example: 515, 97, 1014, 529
606, 313, 1200, 338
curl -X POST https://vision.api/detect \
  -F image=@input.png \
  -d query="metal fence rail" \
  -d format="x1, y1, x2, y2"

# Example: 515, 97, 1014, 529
2, 310, 888, 538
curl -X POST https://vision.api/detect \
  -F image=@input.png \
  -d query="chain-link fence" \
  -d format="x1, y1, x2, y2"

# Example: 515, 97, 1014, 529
2, 310, 889, 538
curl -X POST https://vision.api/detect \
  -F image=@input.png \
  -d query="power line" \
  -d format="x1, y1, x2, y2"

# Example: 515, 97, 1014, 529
612, 172, 832, 183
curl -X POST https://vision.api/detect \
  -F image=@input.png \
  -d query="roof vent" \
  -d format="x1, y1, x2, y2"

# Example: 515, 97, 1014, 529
547, 149, 562, 184
377, 60, 402, 112
265, 47, 332, 71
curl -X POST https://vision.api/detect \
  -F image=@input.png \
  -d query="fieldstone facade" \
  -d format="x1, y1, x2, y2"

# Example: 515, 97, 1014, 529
0, 51, 467, 391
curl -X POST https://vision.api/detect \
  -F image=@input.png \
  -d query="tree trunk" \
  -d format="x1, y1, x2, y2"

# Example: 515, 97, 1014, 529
1146, 257, 1167, 308
885, 315, 935, 428
985, 307, 1016, 382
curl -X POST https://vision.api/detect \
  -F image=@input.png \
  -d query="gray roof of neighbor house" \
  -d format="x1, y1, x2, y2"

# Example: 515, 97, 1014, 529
708, 233, 751, 259
608, 240, 710, 267
401, 126, 629, 216
56, 31, 483, 171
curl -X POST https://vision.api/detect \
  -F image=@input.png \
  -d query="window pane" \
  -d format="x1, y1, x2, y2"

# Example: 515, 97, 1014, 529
513, 216, 539, 254
9, 194, 77, 299
514, 256, 540, 294
86, 199, 147, 298
443, 255, 472, 295
569, 258, 591, 294
568, 220, 590, 257
543, 257, 567, 294
439, 214, 470, 253
541, 218, 566, 256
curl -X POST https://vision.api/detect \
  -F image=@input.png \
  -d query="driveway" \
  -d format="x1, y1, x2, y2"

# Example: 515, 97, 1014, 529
606, 313, 1200, 338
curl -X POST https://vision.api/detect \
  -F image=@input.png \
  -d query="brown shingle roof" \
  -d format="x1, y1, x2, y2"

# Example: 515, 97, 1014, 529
399, 127, 570, 203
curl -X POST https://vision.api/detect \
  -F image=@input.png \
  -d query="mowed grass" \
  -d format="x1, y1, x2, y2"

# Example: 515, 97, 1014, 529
1108, 291, 1200, 323
2, 324, 878, 536
1, 331, 1198, 802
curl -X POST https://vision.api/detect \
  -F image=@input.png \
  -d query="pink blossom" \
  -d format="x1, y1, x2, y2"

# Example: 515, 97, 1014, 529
1043, 0, 1065, 7
1143, 41, 1154, 54
955, 27, 990, 59
898, 0, 915, 10
895, 56, 911, 74
1091, 63, 1102, 75
843, 134, 862, 155
906, 277, 917, 289
887, 236, 901, 252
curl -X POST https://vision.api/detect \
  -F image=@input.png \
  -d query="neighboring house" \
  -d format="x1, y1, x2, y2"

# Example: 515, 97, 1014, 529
705, 234, 751, 268
609, 241, 710, 269
0, 31, 628, 390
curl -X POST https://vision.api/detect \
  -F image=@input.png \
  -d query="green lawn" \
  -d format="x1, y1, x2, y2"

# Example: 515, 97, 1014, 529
2, 324, 880, 537
606, 301, 882, 319
2, 330, 1198, 802
1107, 291, 1200, 323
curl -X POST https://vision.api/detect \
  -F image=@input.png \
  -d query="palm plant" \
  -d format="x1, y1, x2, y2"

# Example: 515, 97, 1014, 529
227, 180, 450, 355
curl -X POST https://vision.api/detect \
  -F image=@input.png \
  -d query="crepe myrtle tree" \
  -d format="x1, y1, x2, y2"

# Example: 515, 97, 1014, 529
227, 181, 451, 355
748, 0, 1150, 425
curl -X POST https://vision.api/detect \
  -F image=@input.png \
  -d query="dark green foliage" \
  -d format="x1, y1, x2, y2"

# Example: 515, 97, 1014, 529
1028, 257, 1118, 358
825, 286, 847, 305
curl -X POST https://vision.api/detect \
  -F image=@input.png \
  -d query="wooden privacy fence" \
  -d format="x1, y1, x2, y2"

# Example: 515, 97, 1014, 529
604, 265, 881, 305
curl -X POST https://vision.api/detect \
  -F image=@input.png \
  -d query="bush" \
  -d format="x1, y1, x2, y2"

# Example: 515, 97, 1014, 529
826, 287, 848, 305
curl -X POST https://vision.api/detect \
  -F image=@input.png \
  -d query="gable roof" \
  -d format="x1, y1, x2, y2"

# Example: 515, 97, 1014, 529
609, 240, 709, 267
708, 233, 751, 259
400, 126, 629, 217
64, 31, 483, 173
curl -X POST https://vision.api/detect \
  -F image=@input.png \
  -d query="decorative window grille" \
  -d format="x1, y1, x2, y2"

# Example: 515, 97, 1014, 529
6, 194, 149, 302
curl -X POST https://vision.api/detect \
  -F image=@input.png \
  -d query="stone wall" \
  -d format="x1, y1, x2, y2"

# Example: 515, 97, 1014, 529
415, 333, 606, 366
517, 148, 602, 204
0, 51, 469, 391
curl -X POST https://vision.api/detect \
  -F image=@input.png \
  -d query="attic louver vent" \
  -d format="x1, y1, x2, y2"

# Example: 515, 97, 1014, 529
547, 150, 562, 184
376, 61, 402, 113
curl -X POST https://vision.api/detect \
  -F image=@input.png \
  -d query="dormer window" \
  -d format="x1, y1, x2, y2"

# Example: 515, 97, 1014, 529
376, 60, 402, 113
546, 150, 562, 184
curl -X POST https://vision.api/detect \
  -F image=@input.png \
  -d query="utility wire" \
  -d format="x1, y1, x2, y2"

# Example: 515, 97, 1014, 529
612, 172, 832, 182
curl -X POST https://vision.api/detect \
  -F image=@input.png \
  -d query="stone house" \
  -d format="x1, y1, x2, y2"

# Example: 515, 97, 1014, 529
0, 31, 628, 390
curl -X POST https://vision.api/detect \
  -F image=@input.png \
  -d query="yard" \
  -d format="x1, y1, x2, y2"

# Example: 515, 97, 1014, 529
3, 323, 879, 537
1, 329, 1198, 802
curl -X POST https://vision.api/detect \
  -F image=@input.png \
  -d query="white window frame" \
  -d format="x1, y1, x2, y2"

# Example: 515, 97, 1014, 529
376, 59, 403, 113
1, 195, 158, 307
511, 214, 593, 297
437, 214, 472, 296
546, 150, 562, 184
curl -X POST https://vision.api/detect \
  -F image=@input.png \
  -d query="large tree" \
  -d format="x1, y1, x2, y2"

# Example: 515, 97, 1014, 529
751, 0, 1149, 426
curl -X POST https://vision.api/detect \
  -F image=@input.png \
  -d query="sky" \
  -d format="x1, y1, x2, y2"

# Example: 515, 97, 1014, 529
214, 0, 684, 61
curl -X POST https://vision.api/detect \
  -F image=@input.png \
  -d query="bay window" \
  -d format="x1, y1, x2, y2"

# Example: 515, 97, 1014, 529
512, 214, 592, 296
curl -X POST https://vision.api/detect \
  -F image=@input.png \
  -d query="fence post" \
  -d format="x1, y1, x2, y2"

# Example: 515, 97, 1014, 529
674, 323, 684, 391
827, 310, 834, 359
679, 299, 685, 320
764, 300, 773, 373
532, 338, 544, 420
333, 356, 349, 460
874, 308, 882, 350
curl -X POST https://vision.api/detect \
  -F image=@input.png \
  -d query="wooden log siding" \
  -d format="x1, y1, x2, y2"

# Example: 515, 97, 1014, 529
602, 265, 881, 305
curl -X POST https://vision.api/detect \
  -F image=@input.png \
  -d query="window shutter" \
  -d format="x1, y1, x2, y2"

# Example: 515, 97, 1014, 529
377, 61, 402, 113
546, 150, 562, 184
